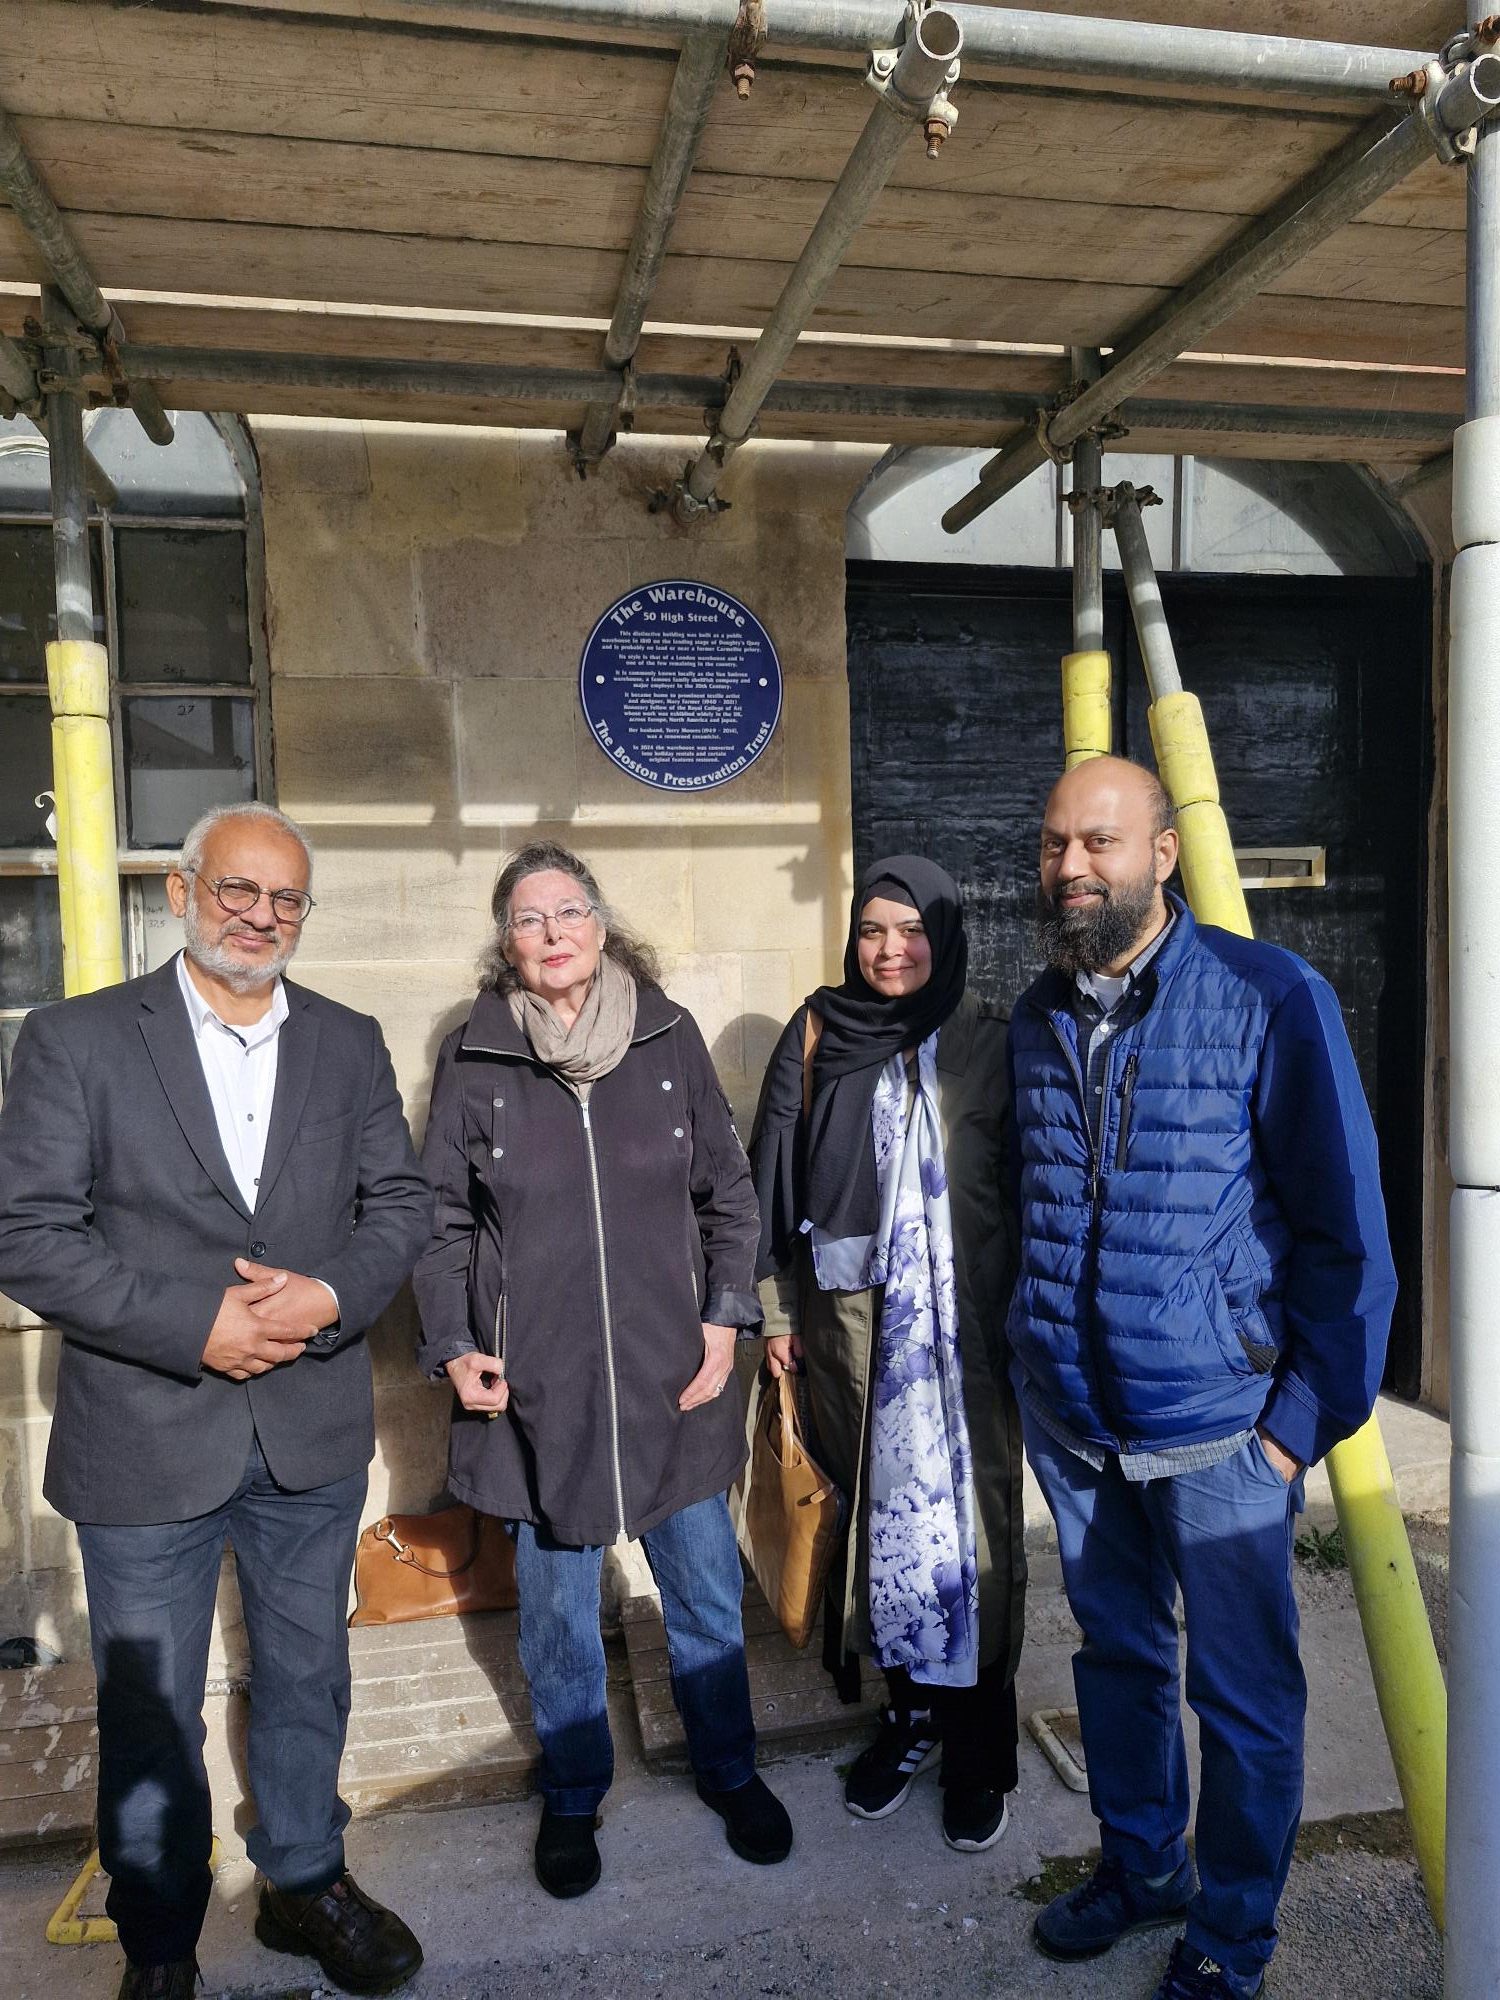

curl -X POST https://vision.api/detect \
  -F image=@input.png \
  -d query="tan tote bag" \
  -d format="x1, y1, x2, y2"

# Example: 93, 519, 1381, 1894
736, 1370, 845, 1650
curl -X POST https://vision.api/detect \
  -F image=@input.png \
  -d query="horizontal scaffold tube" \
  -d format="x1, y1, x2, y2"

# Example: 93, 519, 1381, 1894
113, 345, 1459, 450
454, 0, 1433, 101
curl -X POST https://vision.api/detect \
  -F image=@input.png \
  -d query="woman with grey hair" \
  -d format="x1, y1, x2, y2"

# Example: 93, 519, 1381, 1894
413, 841, 791, 1898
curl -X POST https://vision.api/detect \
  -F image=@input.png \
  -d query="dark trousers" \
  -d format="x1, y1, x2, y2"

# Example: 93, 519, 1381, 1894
75, 1435, 366, 1967
884, 1656, 1020, 1793
1025, 1417, 1307, 1984
513, 1492, 756, 1814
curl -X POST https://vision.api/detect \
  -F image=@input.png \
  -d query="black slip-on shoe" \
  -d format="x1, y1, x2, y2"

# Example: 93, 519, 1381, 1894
696, 1772, 793, 1864
534, 1806, 603, 1899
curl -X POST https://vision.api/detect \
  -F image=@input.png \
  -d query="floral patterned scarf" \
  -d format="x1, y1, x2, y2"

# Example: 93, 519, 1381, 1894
860, 1035, 980, 1689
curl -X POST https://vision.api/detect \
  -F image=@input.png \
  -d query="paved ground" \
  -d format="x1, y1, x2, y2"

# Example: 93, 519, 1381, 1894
4, 1397, 1449, 1999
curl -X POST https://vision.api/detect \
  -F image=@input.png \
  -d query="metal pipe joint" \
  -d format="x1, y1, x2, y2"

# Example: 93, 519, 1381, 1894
1418, 50, 1500, 161
1098, 480, 1165, 527
868, 4, 963, 155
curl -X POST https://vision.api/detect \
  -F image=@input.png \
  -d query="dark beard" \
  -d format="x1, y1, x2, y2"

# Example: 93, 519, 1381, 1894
1035, 866, 1162, 975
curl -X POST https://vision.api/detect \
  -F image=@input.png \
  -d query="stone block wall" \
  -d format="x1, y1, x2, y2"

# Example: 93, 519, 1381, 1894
260, 418, 874, 1536
0, 420, 876, 1665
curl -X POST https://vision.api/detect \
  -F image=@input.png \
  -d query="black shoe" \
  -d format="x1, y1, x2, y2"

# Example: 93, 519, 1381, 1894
844, 1707, 940, 1820
695, 1772, 793, 1863
942, 1785, 1010, 1852
255, 1871, 423, 1996
534, 1807, 602, 1899
116, 1962, 199, 2000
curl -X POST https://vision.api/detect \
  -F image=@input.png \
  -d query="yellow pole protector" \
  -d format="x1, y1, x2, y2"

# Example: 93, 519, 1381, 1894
45, 640, 124, 998
1061, 649, 1111, 767
1147, 686, 1448, 1927
48, 721, 79, 980
48, 1840, 222, 1946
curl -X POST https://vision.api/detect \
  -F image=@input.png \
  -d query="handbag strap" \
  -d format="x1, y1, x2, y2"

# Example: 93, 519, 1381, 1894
375, 1515, 482, 1579
801, 1006, 824, 1118
771, 1368, 807, 1466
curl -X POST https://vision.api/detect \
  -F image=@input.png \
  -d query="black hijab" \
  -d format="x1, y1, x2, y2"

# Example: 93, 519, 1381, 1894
750, 855, 968, 1273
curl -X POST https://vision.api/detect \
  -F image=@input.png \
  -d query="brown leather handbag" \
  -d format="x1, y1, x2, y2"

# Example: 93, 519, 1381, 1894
349, 1503, 518, 1627
735, 1371, 845, 1650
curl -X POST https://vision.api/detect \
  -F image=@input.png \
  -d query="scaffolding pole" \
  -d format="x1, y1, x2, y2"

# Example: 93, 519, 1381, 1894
369, 0, 1432, 102
572, 32, 727, 471
1105, 478, 1449, 1930
41, 290, 122, 999
1060, 346, 1110, 766
669, 3, 962, 518
943, 56, 1500, 533
0, 106, 172, 447
1444, 2, 1500, 1984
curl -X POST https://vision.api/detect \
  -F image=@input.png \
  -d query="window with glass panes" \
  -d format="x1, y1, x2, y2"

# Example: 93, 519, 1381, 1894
0, 410, 268, 1087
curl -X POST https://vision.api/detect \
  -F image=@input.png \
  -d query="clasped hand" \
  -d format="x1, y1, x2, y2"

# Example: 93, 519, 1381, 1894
200, 1259, 339, 1381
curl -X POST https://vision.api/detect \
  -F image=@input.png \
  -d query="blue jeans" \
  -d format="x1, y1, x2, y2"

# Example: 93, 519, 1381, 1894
75, 1436, 366, 1966
1024, 1417, 1307, 1983
513, 1492, 756, 1814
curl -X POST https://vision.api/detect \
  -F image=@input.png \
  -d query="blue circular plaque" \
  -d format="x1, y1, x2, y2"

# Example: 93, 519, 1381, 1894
579, 579, 782, 792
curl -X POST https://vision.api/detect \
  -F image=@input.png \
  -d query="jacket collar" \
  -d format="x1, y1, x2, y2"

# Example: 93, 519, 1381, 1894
1020, 890, 1198, 1022
461, 977, 680, 1058
136, 956, 319, 1217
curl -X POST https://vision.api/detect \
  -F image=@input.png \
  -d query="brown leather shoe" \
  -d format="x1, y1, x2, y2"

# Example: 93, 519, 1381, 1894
255, 1871, 422, 1996
116, 1961, 198, 2000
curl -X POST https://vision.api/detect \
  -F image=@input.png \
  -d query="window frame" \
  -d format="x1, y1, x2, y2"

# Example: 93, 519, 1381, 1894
0, 413, 270, 1057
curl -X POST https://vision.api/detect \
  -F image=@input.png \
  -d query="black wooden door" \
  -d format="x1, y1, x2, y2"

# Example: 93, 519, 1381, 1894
846, 559, 1431, 1395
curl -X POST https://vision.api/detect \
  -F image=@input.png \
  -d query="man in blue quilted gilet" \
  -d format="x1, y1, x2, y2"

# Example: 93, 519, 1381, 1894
1008, 755, 1396, 2000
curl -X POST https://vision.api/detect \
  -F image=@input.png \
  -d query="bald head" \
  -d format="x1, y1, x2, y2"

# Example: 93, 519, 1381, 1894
1037, 756, 1180, 976
1046, 756, 1175, 841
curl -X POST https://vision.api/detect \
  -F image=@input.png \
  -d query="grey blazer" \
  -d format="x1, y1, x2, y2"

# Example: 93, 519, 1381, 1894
0, 958, 434, 1525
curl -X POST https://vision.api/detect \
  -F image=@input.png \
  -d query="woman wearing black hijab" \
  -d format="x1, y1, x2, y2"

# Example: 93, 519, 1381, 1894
749, 856, 1024, 1852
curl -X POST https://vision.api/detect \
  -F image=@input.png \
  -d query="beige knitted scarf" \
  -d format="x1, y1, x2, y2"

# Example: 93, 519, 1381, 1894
507, 950, 638, 1098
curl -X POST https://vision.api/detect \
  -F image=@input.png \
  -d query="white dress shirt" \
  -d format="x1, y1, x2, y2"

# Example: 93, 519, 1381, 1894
175, 952, 339, 1328
176, 949, 288, 1211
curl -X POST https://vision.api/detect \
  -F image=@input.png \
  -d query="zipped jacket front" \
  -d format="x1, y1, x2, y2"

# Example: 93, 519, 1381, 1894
1006, 897, 1398, 1468
414, 982, 762, 1545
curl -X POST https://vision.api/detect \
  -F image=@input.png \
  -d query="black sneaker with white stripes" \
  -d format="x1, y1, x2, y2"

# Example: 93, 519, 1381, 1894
844, 1708, 940, 1819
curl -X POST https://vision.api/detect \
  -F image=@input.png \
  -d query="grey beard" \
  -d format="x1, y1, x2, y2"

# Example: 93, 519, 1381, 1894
1035, 868, 1161, 976
183, 898, 296, 994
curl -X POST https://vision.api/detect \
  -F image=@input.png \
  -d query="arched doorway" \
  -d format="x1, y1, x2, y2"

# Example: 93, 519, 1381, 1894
845, 450, 1432, 1396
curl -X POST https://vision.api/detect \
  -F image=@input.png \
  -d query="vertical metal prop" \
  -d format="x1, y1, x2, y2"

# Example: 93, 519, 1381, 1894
42, 290, 92, 647
1444, 6, 1500, 1983
1060, 350, 1111, 765
1068, 349, 1105, 656
1108, 486, 1183, 696
41, 287, 123, 997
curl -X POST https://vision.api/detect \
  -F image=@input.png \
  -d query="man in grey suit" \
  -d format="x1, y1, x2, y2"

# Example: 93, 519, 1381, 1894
0, 803, 434, 2000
